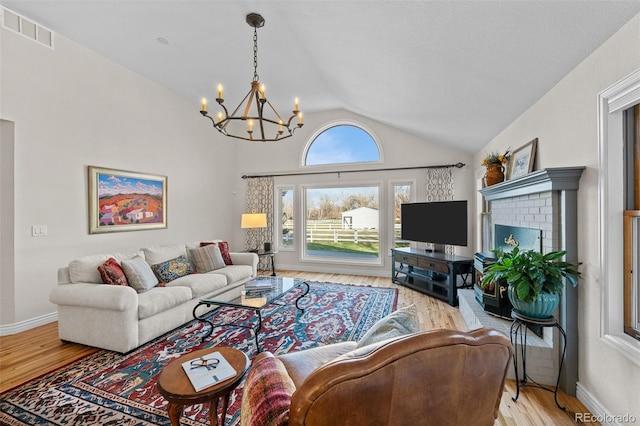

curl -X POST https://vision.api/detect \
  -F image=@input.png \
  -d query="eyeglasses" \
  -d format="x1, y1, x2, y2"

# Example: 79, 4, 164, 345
190, 356, 220, 371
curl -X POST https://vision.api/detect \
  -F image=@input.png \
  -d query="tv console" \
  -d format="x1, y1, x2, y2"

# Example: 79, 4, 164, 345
391, 247, 474, 306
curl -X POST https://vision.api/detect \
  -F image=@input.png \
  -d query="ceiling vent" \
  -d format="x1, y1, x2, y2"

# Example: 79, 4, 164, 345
1, 7, 53, 48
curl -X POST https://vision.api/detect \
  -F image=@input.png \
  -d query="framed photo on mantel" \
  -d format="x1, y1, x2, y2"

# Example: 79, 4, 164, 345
88, 166, 167, 234
508, 138, 538, 180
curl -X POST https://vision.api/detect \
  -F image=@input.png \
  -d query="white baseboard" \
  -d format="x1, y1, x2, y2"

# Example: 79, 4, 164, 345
0, 311, 57, 336
576, 382, 625, 426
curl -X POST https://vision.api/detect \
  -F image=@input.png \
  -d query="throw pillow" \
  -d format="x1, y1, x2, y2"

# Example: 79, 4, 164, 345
142, 243, 187, 266
201, 241, 233, 265
120, 255, 159, 293
97, 258, 128, 286
355, 304, 420, 348
240, 355, 295, 426
188, 244, 226, 273
150, 255, 192, 283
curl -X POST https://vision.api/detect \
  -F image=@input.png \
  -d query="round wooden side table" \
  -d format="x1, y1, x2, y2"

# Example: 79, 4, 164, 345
157, 347, 249, 426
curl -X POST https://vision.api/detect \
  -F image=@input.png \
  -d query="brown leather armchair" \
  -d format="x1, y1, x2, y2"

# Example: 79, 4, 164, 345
241, 328, 513, 426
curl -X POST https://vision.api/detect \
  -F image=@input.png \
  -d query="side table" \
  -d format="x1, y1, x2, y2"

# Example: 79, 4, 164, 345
156, 347, 250, 426
256, 250, 278, 276
510, 311, 567, 410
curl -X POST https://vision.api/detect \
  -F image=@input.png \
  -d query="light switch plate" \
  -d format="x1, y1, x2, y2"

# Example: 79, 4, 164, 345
31, 225, 47, 236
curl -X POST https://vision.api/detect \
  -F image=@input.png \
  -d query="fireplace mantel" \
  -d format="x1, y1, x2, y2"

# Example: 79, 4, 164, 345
479, 167, 585, 201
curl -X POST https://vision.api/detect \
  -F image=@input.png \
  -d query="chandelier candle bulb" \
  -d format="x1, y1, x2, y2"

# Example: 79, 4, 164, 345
294, 97, 299, 111
248, 119, 254, 132
201, 97, 207, 112
260, 84, 266, 99
217, 111, 223, 122
279, 120, 283, 132
298, 112, 303, 124
217, 84, 223, 99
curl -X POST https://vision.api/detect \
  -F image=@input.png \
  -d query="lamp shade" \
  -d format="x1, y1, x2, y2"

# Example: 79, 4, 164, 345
241, 213, 267, 229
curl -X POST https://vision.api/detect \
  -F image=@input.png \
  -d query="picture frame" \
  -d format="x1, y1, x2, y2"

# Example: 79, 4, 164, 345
88, 166, 167, 234
508, 138, 538, 180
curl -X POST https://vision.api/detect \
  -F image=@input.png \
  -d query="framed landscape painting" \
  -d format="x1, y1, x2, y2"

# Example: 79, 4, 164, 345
88, 166, 167, 234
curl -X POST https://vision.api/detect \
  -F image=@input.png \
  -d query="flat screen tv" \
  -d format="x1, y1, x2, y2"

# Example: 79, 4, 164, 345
401, 200, 468, 247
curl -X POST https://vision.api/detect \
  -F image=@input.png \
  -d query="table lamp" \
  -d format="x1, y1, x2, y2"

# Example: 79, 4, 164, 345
241, 213, 267, 252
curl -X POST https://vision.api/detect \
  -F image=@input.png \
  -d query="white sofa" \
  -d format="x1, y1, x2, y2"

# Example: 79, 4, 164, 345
50, 241, 258, 353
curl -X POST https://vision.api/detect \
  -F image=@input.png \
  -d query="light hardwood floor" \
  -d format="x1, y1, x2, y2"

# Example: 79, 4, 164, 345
0, 270, 597, 425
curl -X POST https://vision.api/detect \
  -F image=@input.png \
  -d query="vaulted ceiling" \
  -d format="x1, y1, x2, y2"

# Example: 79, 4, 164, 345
2, 1, 639, 152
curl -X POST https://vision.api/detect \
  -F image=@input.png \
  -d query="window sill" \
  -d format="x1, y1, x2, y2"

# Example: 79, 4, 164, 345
602, 333, 640, 367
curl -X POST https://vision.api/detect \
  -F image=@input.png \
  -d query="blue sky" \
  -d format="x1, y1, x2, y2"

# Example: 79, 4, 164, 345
305, 125, 380, 165
98, 173, 163, 197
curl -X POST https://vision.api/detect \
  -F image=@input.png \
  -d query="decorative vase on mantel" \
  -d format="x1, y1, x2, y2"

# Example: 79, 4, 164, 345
484, 163, 505, 186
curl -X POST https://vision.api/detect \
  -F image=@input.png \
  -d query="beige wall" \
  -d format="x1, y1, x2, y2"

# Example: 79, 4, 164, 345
0, 27, 237, 326
474, 13, 640, 421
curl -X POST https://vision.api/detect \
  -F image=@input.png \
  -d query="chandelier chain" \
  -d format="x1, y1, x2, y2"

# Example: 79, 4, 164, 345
253, 27, 259, 82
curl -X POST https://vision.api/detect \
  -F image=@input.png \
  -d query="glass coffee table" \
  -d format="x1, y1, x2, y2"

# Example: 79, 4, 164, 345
193, 277, 310, 352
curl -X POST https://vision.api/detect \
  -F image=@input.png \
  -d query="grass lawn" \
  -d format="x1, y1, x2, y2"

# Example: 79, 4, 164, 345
306, 241, 379, 255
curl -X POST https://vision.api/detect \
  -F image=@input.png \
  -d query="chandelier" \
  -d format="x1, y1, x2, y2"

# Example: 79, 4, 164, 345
200, 13, 303, 142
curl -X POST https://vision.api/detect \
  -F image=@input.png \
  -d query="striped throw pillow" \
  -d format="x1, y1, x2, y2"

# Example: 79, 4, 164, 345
189, 244, 226, 273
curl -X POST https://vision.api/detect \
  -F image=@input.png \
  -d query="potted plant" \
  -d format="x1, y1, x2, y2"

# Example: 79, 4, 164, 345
481, 247, 581, 319
481, 148, 511, 186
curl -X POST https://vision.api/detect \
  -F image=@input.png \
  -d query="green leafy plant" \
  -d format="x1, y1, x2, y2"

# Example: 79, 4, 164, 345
481, 247, 581, 303
481, 148, 511, 167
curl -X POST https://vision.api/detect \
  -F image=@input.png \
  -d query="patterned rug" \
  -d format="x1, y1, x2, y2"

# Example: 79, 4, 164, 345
0, 282, 397, 425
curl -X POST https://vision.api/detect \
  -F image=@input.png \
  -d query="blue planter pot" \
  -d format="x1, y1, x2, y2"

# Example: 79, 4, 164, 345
507, 286, 559, 319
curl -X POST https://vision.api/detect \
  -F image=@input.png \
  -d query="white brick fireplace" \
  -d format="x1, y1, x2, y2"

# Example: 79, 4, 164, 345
466, 167, 585, 395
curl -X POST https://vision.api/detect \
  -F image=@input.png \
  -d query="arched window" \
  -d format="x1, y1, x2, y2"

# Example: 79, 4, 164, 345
304, 124, 381, 166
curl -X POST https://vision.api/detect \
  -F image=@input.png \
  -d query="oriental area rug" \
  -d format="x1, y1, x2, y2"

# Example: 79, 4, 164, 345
0, 282, 397, 425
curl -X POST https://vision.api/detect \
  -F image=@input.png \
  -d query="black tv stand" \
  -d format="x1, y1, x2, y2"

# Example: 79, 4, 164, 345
391, 247, 474, 306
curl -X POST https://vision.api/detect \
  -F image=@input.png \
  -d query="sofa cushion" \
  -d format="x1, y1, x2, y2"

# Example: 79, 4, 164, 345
138, 286, 193, 320
121, 255, 159, 293
68, 251, 142, 284
201, 241, 233, 265
355, 304, 419, 348
150, 255, 192, 283
97, 258, 128, 286
240, 354, 295, 426
189, 244, 225, 273
142, 243, 187, 265
212, 265, 253, 285
166, 273, 228, 298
